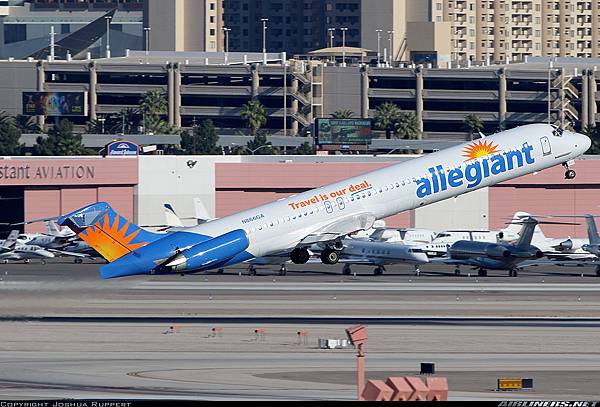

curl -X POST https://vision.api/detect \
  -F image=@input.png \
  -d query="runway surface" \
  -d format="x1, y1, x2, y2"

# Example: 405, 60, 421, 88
0, 260, 599, 400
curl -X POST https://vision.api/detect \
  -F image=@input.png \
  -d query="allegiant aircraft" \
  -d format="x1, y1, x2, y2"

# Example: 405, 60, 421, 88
58, 124, 591, 279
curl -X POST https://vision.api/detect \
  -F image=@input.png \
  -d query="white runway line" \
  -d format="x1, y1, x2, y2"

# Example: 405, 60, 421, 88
135, 281, 600, 292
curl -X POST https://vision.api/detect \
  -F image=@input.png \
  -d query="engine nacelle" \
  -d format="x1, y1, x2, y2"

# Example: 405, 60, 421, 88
163, 229, 249, 272
553, 239, 573, 251
485, 245, 511, 259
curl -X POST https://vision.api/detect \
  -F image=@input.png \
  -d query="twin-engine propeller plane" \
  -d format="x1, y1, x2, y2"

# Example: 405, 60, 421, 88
57, 124, 591, 279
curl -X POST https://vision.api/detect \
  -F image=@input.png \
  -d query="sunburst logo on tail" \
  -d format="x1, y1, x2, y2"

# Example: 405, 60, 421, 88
79, 214, 148, 262
463, 140, 501, 161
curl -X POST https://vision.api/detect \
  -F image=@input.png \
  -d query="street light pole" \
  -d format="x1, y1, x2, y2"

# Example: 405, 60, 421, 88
341, 27, 348, 67
144, 27, 151, 62
376, 29, 382, 66
387, 30, 395, 66
261, 18, 269, 65
328, 27, 335, 48
105, 16, 112, 58
223, 27, 231, 64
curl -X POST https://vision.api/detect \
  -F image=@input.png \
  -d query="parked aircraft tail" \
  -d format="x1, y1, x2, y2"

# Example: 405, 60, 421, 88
585, 214, 600, 245
58, 202, 162, 263
502, 212, 545, 240
1, 230, 19, 252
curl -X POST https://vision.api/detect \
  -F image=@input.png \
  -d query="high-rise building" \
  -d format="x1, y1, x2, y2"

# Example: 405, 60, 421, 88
431, 0, 600, 63
144, 0, 223, 52
222, 0, 362, 55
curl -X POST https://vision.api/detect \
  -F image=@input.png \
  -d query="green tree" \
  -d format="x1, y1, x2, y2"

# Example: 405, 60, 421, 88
15, 115, 42, 134
464, 114, 484, 141
330, 109, 355, 119
583, 125, 600, 154
294, 142, 314, 155
245, 133, 278, 155
33, 119, 87, 156
393, 111, 420, 139
0, 116, 22, 155
181, 119, 222, 155
241, 100, 267, 137
374, 102, 402, 139
139, 90, 178, 134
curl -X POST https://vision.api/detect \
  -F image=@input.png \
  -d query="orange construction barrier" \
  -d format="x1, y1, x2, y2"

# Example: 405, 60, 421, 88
426, 377, 449, 401
362, 380, 394, 401
404, 376, 429, 401
385, 377, 414, 401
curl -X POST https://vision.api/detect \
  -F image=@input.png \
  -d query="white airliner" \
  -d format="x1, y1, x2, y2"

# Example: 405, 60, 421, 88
57, 124, 591, 279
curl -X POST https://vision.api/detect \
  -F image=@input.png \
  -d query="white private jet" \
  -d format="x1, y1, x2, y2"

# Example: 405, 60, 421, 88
0, 231, 55, 264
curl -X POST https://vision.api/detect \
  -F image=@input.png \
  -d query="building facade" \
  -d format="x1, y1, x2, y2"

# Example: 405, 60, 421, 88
432, 0, 600, 63
144, 0, 223, 53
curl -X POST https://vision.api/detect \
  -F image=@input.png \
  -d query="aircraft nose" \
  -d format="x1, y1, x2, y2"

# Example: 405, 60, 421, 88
573, 131, 592, 155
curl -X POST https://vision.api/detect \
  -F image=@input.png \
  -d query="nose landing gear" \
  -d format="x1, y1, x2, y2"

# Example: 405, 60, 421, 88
563, 162, 576, 180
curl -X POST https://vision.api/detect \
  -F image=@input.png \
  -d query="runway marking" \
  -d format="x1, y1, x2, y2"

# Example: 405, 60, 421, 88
134, 282, 600, 292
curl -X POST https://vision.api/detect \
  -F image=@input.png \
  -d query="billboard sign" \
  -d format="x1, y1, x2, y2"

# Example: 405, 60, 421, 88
22, 92, 88, 116
315, 118, 373, 145
106, 141, 139, 157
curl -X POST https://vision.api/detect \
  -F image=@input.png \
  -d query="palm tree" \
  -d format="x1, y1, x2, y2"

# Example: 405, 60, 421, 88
374, 102, 402, 139
140, 90, 167, 117
241, 100, 267, 137
464, 114, 484, 141
15, 115, 42, 134
330, 109, 355, 119
394, 112, 420, 139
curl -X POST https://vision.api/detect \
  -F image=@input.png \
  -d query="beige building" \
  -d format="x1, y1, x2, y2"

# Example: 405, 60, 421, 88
144, 0, 223, 52
360, 0, 452, 67
431, 0, 600, 63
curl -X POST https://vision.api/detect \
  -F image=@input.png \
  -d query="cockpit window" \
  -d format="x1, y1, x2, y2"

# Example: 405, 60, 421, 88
551, 125, 563, 137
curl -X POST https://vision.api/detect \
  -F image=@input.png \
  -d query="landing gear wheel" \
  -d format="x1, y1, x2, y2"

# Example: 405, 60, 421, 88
454, 268, 461, 276
414, 266, 421, 276
374, 266, 385, 276
342, 264, 352, 275
320, 248, 340, 265
596, 266, 600, 277
24, 259, 30, 264
74, 258, 83, 264
41, 260, 46, 265
248, 265, 257, 276
278, 264, 287, 276
217, 268, 224, 274
565, 169, 576, 180
509, 268, 518, 277
478, 268, 488, 277
290, 248, 310, 264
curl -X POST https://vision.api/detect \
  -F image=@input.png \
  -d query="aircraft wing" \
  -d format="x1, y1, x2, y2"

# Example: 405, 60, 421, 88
298, 212, 377, 246
47, 249, 90, 258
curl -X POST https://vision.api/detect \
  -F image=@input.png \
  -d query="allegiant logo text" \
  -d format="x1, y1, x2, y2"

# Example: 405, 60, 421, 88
416, 142, 535, 198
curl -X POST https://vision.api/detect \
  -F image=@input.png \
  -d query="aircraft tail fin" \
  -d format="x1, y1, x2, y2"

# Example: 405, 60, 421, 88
163, 203, 185, 228
193, 198, 214, 224
46, 220, 65, 237
502, 212, 545, 240
515, 217, 539, 248
58, 202, 162, 263
585, 214, 600, 245
1, 230, 19, 252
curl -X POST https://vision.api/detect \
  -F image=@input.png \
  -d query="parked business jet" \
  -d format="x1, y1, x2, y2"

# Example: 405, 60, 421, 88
337, 238, 429, 276
57, 124, 590, 279
433, 217, 544, 277
0, 231, 55, 264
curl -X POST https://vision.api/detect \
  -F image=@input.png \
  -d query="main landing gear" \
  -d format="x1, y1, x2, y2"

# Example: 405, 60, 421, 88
248, 265, 257, 276
477, 268, 488, 277
290, 248, 310, 264
374, 266, 386, 276
279, 264, 287, 276
509, 268, 519, 278
563, 161, 577, 180
414, 265, 421, 276
320, 248, 340, 265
